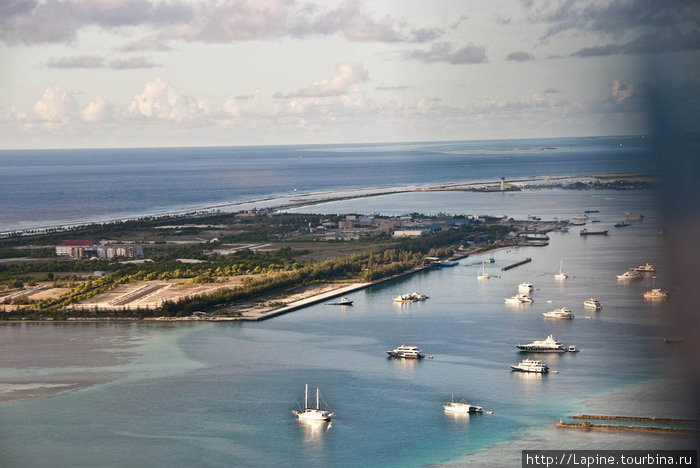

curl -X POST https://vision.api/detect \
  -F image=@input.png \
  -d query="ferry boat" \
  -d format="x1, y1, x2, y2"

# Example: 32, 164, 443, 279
292, 384, 334, 421
518, 282, 534, 293
393, 292, 429, 303
477, 260, 490, 279
643, 288, 668, 299
387, 345, 425, 359
504, 294, 533, 304
579, 228, 609, 236
542, 307, 574, 319
632, 263, 655, 273
326, 297, 353, 305
554, 260, 568, 280
583, 298, 603, 309
511, 359, 549, 373
516, 334, 565, 352
616, 270, 641, 280
443, 395, 483, 414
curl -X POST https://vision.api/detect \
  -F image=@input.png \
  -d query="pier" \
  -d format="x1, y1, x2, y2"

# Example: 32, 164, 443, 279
501, 257, 532, 271
556, 421, 698, 434
572, 414, 695, 425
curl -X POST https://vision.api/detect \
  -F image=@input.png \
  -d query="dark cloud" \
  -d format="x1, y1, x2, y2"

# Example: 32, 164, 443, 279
572, 28, 700, 57
47, 55, 104, 69
506, 51, 535, 62
1, 0, 444, 46
404, 42, 487, 65
115, 36, 172, 52
107, 57, 162, 69
47, 55, 160, 70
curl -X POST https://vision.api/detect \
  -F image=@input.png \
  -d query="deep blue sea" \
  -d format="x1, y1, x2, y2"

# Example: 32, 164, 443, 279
0, 136, 652, 232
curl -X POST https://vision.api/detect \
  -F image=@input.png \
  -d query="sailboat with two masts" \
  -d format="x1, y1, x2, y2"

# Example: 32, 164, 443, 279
292, 384, 334, 421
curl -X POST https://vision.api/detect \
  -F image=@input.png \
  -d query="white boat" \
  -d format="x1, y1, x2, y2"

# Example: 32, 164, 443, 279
292, 384, 334, 421
643, 288, 668, 299
616, 270, 641, 280
504, 294, 533, 304
518, 282, 534, 293
477, 260, 490, 280
542, 307, 574, 319
625, 211, 644, 221
554, 260, 568, 280
511, 359, 549, 373
393, 291, 429, 303
583, 298, 602, 309
443, 395, 483, 414
572, 214, 588, 221
516, 334, 565, 352
387, 345, 425, 359
568, 345, 578, 352
632, 263, 656, 273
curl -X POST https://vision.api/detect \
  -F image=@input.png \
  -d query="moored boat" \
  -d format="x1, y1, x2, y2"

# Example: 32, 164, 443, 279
518, 282, 534, 293
477, 260, 490, 280
326, 297, 353, 305
443, 395, 484, 414
542, 307, 574, 319
554, 260, 568, 280
505, 294, 533, 304
583, 298, 602, 309
292, 384, 334, 421
643, 288, 668, 299
517, 334, 565, 352
579, 228, 609, 236
387, 345, 425, 359
511, 359, 549, 373
632, 263, 655, 273
617, 270, 641, 280
393, 291, 429, 303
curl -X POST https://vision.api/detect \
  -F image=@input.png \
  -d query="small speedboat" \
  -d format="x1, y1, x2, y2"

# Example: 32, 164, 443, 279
326, 297, 353, 305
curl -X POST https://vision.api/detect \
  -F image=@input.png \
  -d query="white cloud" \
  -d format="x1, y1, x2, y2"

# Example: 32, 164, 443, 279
33, 85, 76, 123
129, 77, 208, 121
274, 63, 368, 98
82, 95, 111, 123
610, 80, 634, 103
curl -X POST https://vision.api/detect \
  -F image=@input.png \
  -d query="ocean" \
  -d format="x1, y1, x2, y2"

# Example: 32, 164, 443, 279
1, 136, 696, 467
0, 136, 652, 232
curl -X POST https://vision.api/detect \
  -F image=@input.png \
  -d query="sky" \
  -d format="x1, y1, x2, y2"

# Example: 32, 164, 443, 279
0, 0, 698, 149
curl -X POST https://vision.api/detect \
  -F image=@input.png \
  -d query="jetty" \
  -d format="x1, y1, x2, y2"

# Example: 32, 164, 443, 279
572, 413, 695, 425
501, 258, 532, 271
556, 421, 698, 434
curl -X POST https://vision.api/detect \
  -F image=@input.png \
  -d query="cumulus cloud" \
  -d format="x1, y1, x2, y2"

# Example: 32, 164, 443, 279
33, 85, 76, 122
0, 0, 442, 46
609, 80, 634, 103
274, 64, 368, 98
403, 42, 487, 65
129, 77, 208, 121
81, 95, 112, 123
506, 51, 535, 62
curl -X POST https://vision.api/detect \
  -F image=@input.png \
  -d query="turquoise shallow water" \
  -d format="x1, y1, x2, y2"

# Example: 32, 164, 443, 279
1, 189, 696, 467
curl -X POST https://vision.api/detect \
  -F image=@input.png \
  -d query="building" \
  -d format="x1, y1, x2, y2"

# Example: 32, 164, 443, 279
55, 240, 143, 259
392, 229, 429, 238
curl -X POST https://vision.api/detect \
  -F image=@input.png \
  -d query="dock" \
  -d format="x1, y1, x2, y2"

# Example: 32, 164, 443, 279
556, 421, 698, 434
572, 413, 695, 425
501, 257, 532, 271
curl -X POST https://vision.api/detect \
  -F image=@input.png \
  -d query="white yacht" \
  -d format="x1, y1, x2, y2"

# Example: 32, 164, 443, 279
292, 384, 334, 421
387, 345, 425, 359
518, 282, 534, 293
477, 260, 490, 280
542, 307, 574, 319
583, 298, 602, 309
554, 260, 568, 280
393, 292, 429, 303
443, 395, 483, 414
517, 334, 565, 352
511, 359, 549, 373
616, 270, 641, 280
504, 294, 533, 304
643, 288, 668, 299
632, 263, 656, 273
326, 297, 353, 305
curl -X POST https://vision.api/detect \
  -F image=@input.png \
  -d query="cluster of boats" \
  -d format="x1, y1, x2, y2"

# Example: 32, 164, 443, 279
504, 282, 534, 304
615, 263, 669, 299
393, 291, 429, 303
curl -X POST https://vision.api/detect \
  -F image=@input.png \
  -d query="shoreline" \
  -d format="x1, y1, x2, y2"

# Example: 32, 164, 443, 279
0, 172, 648, 238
